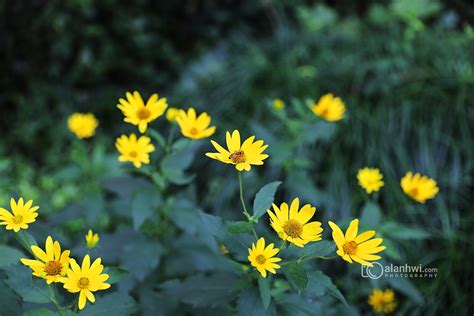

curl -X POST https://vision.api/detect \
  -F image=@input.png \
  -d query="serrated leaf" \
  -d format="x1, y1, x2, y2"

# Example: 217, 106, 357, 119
285, 262, 308, 291
300, 240, 336, 258
131, 188, 161, 230
0, 245, 24, 268
78, 292, 136, 316
237, 288, 268, 316
5, 265, 52, 304
252, 181, 282, 219
305, 271, 348, 307
258, 276, 271, 310
227, 221, 253, 234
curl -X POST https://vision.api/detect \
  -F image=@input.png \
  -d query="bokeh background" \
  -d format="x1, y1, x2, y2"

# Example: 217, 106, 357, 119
1, 0, 473, 315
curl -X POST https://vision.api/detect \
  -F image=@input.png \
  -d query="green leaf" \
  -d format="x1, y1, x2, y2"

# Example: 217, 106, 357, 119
103, 267, 129, 284
199, 211, 226, 239
78, 292, 136, 316
360, 202, 381, 228
387, 277, 424, 305
227, 221, 254, 234
148, 129, 166, 148
300, 240, 336, 258
0, 280, 22, 315
305, 271, 348, 307
120, 237, 163, 281
258, 276, 271, 310
131, 187, 161, 230
15, 230, 38, 255
171, 138, 191, 151
5, 265, 51, 304
284, 262, 308, 291
23, 308, 57, 316
252, 181, 282, 219
380, 222, 431, 240
0, 245, 24, 268
237, 288, 269, 316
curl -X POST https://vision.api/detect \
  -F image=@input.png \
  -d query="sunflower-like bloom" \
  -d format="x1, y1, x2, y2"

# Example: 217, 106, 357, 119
115, 134, 155, 168
205, 130, 269, 171
20, 236, 70, 284
67, 113, 99, 139
61, 255, 111, 310
267, 198, 323, 247
272, 98, 285, 110
117, 91, 168, 133
0, 197, 39, 232
328, 219, 385, 267
176, 108, 216, 139
368, 288, 397, 314
357, 167, 384, 194
248, 237, 281, 278
85, 229, 99, 249
166, 107, 180, 123
310, 93, 345, 121
400, 172, 439, 203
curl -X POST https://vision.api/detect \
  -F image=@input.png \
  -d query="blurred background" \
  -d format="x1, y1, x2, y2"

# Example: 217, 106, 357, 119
1, 0, 473, 315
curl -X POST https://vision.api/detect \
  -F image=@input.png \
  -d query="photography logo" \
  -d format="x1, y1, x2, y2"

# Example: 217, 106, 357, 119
361, 262, 384, 279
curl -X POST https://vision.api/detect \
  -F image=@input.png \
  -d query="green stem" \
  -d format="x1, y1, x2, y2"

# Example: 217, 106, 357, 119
237, 172, 252, 220
165, 125, 176, 153
48, 284, 63, 313
278, 240, 287, 251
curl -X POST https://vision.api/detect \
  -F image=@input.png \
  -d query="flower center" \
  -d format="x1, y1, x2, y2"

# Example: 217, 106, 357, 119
136, 108, 151, 120
409, 187, 419, 197
12, 215, 23, 224
129, 151, 138, 158
189, 127, 198, 135
78, 277, 90, 289
229, 150, 246, 164
256, 254, 266, 264
44, 261, 62, 276
283, 219, 303, 238
342, 240, 358, 255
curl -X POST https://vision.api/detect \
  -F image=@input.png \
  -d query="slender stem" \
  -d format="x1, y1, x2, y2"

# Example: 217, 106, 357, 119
278, 240, 287, 251
237, 172, 251, 220
165, 125, 176, 153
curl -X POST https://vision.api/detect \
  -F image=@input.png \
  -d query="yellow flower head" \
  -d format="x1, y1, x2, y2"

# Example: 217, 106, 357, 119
67, 113, 99, 139
0, 197, 39, 232
328, 219, 385, 267
176, 107, 216, 139
115, 133, 155, 168
21, 236, 70, 284
248, 237, 281, 278
166, 107, 180, 123
401, 172, 439, 203
272, 98, 285, 110
85, 229, 99, 249
310, 93, 345, 121
357, 167, 384, 194
61, 255, 111, 310
267, 198, 323, 247
117, 91, 168, 133
205, 130, 269, 171
368, 288, 397, 314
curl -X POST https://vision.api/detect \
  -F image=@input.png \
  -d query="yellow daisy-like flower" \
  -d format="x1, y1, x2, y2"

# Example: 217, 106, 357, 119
166, 107, 180, 123
272, 98, 285, 110
61, 255, 111, 310
357, 167, 384, 194
328, 219, 385, 267
0, 197, 39, 232
267, 198, 323, 247
20, 236, 70, 284
400, 171, 439, 203
117, 91, 168, 133
205, 130, 269, 171
67, 113, 99, 139
115, 133, 155, 168
248, 237, 281, 278
175, 107, 216, 140
85, 229, 99, 249
368, 288, 397, 314
310, 93, 346, 121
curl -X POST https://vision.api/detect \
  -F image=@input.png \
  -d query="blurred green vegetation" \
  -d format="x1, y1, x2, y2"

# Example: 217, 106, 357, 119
1, 0, 473, 315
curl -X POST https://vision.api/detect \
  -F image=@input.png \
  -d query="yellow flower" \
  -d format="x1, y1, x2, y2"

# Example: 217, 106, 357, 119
248, 237, 281, 278
328, 219, 385, 267
0, 197, 39, 232
272, 98, 285, 110
267, 198, 323, 247
67, 113, 99, 139
176, 107, 216, 139
205, 130, 269, 171
166, 107, 180, 123
61, 255, 111, 310
117, 91, 168, 133
20, 236, 70, 284
85, 229, 99, 249
400, 172, 439, 203
115, 133, 155, 168
310, 93, 345, 121
357, 167, 384, 194
368, 288, 397, 314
